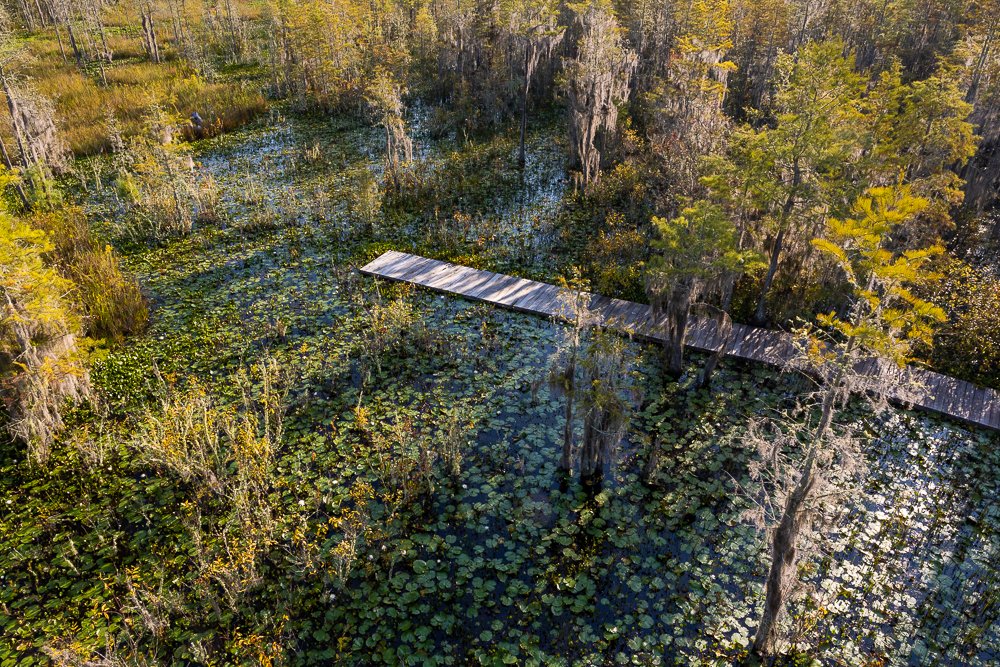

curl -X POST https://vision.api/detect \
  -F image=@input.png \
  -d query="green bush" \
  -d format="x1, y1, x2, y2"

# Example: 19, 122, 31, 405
32, 206, 149, 342
919, 257, 1000, 389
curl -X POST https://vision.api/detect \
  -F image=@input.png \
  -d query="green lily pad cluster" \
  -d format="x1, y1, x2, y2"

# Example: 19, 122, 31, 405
1, 111, 998, 666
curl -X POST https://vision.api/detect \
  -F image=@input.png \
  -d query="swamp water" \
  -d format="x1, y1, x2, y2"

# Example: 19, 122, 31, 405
2, 113, 997, 666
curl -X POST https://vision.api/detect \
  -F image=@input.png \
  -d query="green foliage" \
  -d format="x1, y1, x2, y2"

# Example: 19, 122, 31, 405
0, 216, 75, 337
810, 185, 946, 367
704, 39, 978, 324
918, 257, 1000, 389
0, 212, 90, 463
579, 211, 647, 300
110, 120, 220, 245
30, 206, 148, 342
649, 201, 758, 287
560, 160, 653, 300
712, 39, 867, 220
863, 64, 978, 241
646, 200, 760, 372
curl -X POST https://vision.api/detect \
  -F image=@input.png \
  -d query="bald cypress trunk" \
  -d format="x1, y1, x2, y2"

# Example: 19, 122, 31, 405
658, 282, 695, 376
696, 310, 732, 390
752, 449, 816, 654
754, 160, 800, 324
518, 41, 530, 169
1, 72, 32, 169
560, 350, 575, 472
753, 381, 837, 655
0, 135, 30, 210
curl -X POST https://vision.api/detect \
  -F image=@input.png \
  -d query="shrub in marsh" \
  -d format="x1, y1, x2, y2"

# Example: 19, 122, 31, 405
133, 358, 286, 498
327, 480, 377, 584
358, 293, 415, 378
383, 137, 523, 223
31, 206, 148, 341
0, 214, 91, 464
580, 210, 647, 301
238, 184, 303, 233
41, 640, 132, 667
361, 408, 437, 506
364, 70, 413, 190
111, 128, 221, 244
133, 381, 227, 492
556, 161, 652, 300
917, 256, 1000, 389
436, 407, 471, 482
133, 357, 287, 611
347, 168, 383, 233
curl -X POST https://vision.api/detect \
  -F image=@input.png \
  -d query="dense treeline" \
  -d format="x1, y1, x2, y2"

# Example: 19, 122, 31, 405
5, 0, 996, 373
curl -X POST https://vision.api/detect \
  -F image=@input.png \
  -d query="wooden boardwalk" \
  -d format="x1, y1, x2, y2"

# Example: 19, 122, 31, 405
361, 250, 1000, 432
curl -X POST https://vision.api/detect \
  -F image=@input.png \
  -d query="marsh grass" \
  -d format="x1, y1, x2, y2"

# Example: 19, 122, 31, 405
108, 135, 223, 244
132, 358, 287, 613
357, 291, 416, 378
31, 206, 148, 341
133, 358, 285, 496
9, 36, 268, 156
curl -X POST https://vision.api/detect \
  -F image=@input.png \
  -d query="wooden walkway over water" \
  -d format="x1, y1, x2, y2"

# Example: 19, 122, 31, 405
361, 250, 1000, 432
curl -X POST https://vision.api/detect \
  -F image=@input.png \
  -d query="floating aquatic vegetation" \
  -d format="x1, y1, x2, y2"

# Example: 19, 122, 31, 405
1, 113, 998, 666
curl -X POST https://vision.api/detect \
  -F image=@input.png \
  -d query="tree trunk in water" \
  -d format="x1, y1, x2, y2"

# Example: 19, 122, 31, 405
752, 450, 816, 655
519, 42, 531, 169
579, 409, 609, 487
667, 321, 685, 375
753, 385, 836, 655
696, 314, 732, 391
664, 289, 692, 376
560, 355, 575, 472
641, 438, 660, 484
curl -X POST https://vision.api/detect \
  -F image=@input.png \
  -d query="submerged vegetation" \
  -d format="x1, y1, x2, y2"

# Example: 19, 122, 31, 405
1, 0, 999, 663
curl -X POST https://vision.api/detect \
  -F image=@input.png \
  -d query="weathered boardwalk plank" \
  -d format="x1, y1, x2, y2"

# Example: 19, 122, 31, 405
361, 251, 1000, 432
